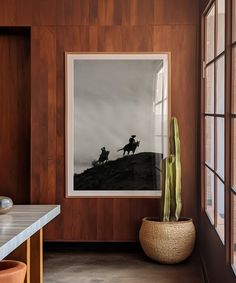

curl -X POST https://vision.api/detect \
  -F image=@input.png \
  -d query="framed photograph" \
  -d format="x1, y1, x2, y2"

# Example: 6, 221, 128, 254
65, 53, 170, 197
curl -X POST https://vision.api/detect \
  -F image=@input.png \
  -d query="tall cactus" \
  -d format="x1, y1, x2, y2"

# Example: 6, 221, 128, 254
161, 117, 182, 222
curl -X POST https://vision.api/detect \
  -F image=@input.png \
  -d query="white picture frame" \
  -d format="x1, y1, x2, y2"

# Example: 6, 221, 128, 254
65, 53, 170, 197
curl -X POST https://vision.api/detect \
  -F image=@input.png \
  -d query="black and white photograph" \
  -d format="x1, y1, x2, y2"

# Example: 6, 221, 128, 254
66, 54, 169, 197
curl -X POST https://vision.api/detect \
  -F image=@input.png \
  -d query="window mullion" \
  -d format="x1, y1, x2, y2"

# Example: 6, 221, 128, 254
225, 0, 233, 266
214, 0, 218, 228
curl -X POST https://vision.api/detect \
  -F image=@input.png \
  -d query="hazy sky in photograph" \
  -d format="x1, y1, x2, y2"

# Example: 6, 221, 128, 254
74, 59, 163, 173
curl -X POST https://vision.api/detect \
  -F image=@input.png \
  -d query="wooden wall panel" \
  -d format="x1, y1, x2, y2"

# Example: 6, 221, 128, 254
0, 0, 32, 26
154, 0, 197, 25
0, 0, 57, 26
0, 0, 198, 26
31, 27, 57, 205
55, 0, 197, 26
97, 0, 127, 25
122, 26, 154, 52
32, 0, 57, 26
96, 26, 154, 52
56, 0, 155, 26
130, 0, 154, 25
0, 32, 30, 204
97, 199, 114, 240
57, 0, 90, 25
0, 0, 199, 241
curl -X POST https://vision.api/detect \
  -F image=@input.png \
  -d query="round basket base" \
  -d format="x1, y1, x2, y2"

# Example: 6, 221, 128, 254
139, 217, 196, 264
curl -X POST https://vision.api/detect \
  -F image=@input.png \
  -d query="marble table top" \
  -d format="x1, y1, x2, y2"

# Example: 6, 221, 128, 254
0, 205, 60, 260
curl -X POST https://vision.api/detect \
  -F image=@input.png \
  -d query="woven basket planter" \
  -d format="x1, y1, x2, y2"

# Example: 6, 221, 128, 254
139, 217, 196, 264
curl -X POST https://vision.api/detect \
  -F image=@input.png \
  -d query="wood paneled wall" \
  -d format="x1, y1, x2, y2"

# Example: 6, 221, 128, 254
0, 29, 30, 204
0, 0, 199, 241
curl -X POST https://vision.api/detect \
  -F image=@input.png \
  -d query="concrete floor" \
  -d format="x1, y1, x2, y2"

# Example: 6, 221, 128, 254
44, 251, 205, 283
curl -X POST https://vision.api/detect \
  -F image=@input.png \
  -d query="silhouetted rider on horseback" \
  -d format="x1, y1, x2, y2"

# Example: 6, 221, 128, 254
98, 147, 109, 164
118, 135, 140, 156
129, 135, 136, 145
101, 147, 106, 155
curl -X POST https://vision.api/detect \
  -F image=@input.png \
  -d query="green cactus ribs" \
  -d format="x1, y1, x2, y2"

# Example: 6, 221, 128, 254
161, 117, 182, 222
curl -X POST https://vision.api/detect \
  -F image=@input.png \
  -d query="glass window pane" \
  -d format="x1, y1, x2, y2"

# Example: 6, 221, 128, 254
205, 166, 215, 224
205, 116, 214, 168
233, 0, 236, 43
216, 118, 224, 179
206, 5, 215, 63
205, 64, 214, 113
216, 56, 225, 114
232, 193, 236, 269
233, 119, 236, 188
216, 0, 225, 55
216, 178, 224, 243
233, 48, 236, 114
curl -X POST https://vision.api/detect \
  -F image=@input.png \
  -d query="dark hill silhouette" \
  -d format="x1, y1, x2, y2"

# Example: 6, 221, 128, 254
74, 152, 162, 191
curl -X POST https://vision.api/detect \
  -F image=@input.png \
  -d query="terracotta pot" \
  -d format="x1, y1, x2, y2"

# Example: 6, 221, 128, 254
0, 260, 26, 283
139, 217, 196, 264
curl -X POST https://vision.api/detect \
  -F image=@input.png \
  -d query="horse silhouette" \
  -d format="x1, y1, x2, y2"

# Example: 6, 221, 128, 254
117, 141, 140, 156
